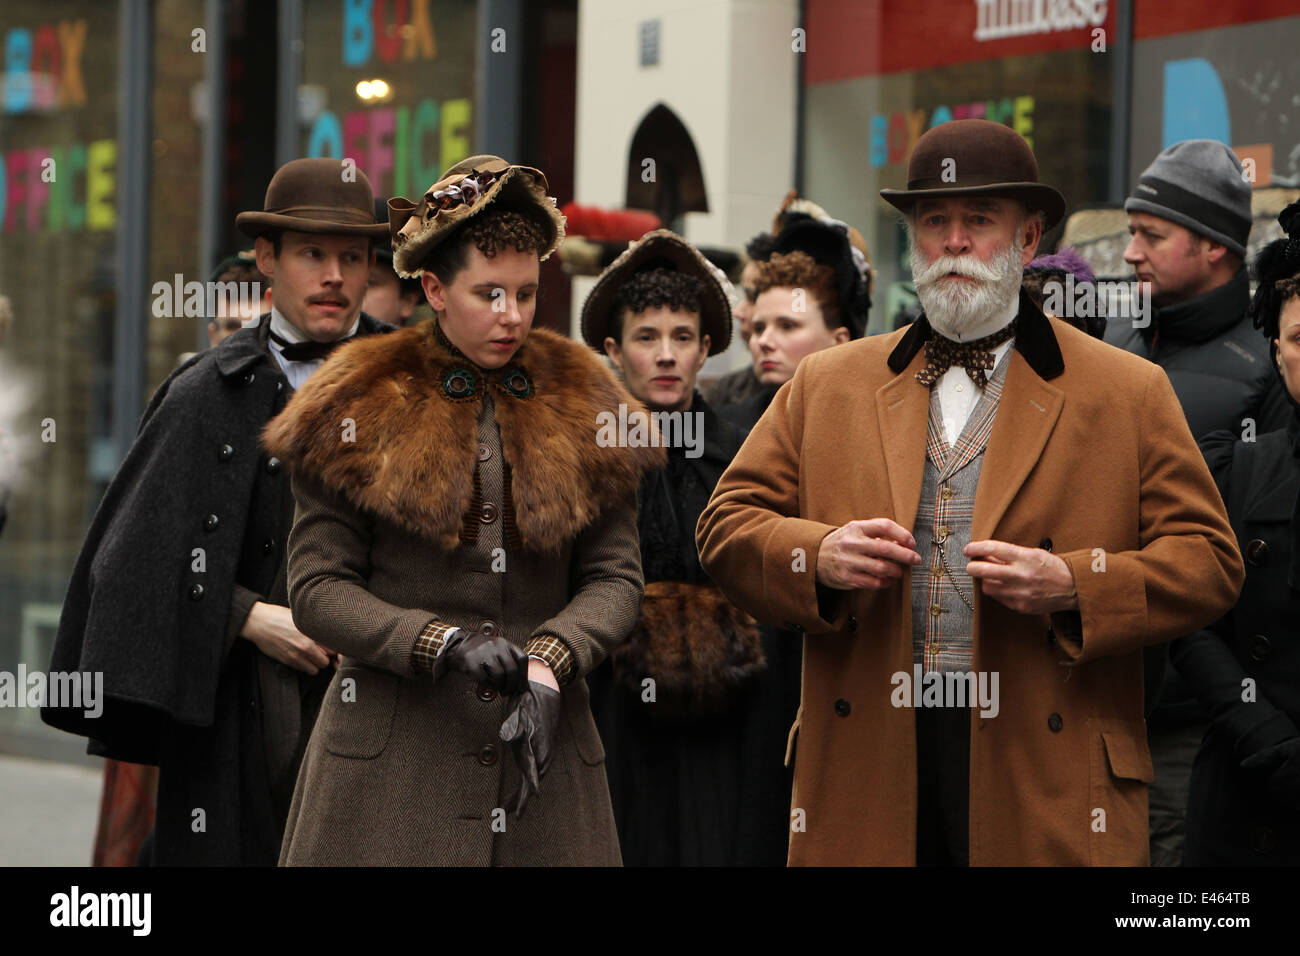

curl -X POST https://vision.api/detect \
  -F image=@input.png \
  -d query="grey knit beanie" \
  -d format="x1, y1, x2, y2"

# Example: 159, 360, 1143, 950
1125, 139, 1252, 258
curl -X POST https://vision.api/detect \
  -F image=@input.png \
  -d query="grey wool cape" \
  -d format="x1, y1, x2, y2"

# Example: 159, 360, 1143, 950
42, 312, 393, 865
261, 319, 665, 866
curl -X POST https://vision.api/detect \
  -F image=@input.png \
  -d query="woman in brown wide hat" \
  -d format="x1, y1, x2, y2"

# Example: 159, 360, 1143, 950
262, 155, 664, 865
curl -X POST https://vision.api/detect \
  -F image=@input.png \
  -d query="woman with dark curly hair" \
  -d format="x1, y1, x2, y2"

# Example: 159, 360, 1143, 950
1172, 201, 1300, 865
262, 156, 664, 866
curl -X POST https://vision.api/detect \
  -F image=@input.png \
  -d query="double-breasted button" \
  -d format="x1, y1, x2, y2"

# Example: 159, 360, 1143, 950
262, 538, 276, 555
1246, 539, 1269, 566
204, 514, 220, 532
1249, 635, 1271, 662
477, 683, 498, 702
480, 502, 498, 524
1047, 713, 1063, 732
188, 584, 205, 601
265, 456, 281, 475
478, 443, 491, 462
1039, 537, 1053, 552
218, 443, 234, 462
480, 621, 498, 637
478, 744, 499, 766
239, 371, 255, 387
834, 699, 851, 717
846, 614, 858, 632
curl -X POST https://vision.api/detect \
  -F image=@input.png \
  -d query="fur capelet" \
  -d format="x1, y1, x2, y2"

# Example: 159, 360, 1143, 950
262, 320, 666, 552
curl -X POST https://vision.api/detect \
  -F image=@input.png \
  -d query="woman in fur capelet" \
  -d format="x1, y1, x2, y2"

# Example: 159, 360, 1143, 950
262, 157, 664, 866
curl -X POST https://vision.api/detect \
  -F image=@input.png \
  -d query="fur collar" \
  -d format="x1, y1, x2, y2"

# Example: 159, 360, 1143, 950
262, 320, 666, 552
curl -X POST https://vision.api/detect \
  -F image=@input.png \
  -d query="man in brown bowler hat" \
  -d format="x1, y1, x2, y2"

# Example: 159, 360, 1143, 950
43, 158, 394, 865
697, 119, 1244, 865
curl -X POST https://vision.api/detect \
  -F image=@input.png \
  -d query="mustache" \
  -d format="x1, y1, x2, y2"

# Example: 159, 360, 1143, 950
308, 293, 349, 306
912, 253, 1004, 289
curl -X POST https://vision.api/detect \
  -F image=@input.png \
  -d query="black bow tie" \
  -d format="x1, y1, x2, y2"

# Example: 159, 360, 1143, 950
916, 319, 1017, 388
269, 330, 352, 363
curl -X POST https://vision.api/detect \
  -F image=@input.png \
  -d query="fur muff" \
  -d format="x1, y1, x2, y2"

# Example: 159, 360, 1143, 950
609, 580, 765, 720
261, 320, 666, 552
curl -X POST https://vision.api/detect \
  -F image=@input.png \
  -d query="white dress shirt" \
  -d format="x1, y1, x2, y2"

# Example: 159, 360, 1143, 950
267, 307, 360, 392
933, 298, 1018, 446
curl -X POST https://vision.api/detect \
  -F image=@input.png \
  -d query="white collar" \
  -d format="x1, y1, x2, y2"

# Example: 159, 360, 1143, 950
269, 306, 361, 352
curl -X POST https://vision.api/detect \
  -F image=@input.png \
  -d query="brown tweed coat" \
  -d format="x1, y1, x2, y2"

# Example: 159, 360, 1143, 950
261, 320, 664, 866
697, 302, 1244, 865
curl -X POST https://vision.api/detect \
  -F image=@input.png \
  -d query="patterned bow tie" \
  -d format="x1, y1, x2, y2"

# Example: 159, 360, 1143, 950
270, 331, 352, 363
915, 318, 1017, 388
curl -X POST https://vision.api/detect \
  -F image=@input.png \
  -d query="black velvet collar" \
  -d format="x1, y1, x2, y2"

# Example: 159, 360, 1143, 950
887, 288, 1065, 380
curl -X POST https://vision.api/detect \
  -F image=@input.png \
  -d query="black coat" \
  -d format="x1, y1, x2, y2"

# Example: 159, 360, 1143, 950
1171, 407, 1300, 864
42, 312, 392, 865
1106, 270, 1292, 728
589, 393, 800, 865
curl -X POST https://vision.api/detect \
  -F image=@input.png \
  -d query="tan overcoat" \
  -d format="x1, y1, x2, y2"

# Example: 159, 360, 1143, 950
696, 299, 1244, 865
262, 321, 664, 866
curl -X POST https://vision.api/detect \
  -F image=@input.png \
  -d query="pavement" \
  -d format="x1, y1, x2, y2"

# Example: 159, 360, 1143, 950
0, 754, 102, 866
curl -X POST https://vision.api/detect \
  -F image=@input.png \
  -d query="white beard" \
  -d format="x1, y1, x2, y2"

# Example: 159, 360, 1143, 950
909, 233, 1025, 341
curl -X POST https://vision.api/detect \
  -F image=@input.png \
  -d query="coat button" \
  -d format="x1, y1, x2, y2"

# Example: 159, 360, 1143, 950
477, 683, 498, 702
480, 503, 498, 524
188, 584, 205, 601
265, 456, 281, 475
478, 744, 499, 766
218, 443, 234, 462
1039, 537, 1053, 552
480, 621, 498, 637
930, 604, 942, 617
276, 381, 284, 393
1249, 635, 1271, 662
847, 614, 858, 632
1046, 627, 1056, 645
834, 699, 851, 717
1047, 713, 1063, 732
239, 371, 255, 386
262, 538, 276, 555
478, 443, 491, 462
204, 514, 219, 532
1245, 539, 1269, 566
940, 485, 954, 500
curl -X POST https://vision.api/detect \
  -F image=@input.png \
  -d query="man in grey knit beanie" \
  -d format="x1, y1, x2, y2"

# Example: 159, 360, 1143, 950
1109, 138, 1291, 868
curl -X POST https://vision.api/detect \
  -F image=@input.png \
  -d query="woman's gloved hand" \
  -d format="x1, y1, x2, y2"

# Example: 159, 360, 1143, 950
434, 628, 528, 696
499, 681, 563, 817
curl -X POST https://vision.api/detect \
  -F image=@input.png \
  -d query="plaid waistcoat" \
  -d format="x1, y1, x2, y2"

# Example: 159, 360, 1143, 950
910, 348, 1012, 673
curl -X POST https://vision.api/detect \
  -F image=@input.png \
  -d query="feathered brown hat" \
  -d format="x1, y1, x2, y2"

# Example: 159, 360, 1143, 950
386, 155, 566, 278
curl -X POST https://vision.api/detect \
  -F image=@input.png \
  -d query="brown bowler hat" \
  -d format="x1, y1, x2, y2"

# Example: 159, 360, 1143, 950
387, 155, 566, 278
236, 157, 391, 240
880, 119, 1066, 229
580, 229, 732, 356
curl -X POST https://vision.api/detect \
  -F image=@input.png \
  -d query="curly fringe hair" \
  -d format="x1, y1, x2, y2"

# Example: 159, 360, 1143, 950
425, 207, 549, 283
610, 268, 704, 341
753, 250, 843, 329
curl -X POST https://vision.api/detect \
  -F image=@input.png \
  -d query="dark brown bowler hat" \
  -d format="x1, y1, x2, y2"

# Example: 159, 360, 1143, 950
580, 229, 732, 356
236, 157, 391, 239
880, 119, 1066, 229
